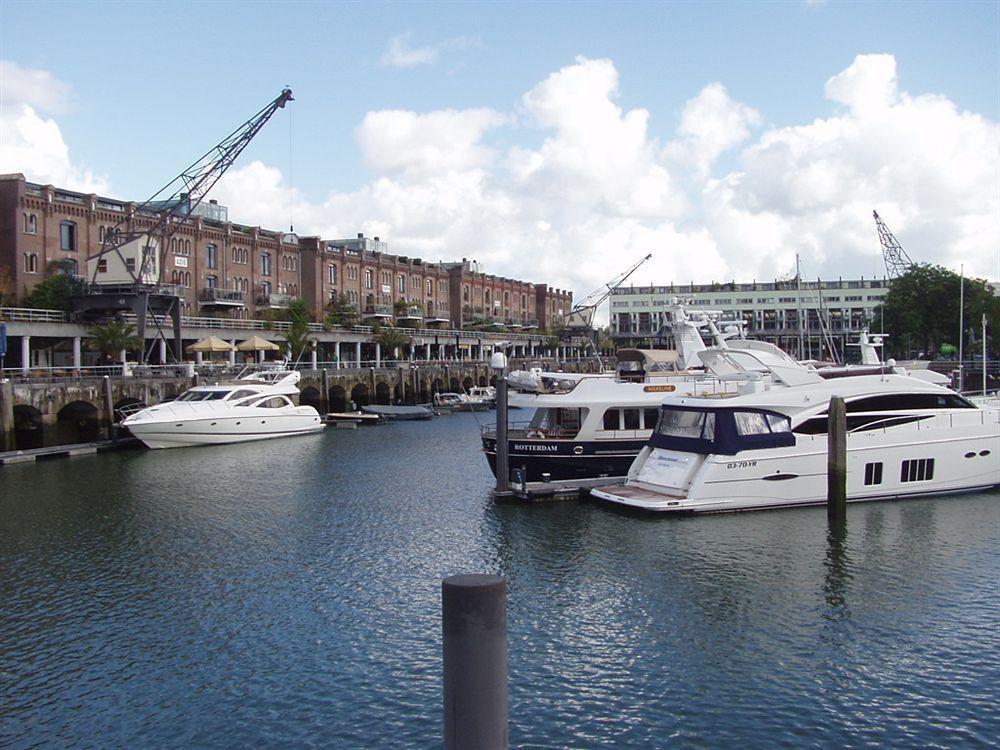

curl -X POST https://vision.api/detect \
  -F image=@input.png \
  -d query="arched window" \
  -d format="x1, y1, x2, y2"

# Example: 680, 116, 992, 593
185, 240, 191, 255
328, 265, 337, 285
427, 278, 433, 296
397, 274, 405, 294
171, 238, 177, 254
261, 252, 271, 276
365, 269, 373, 289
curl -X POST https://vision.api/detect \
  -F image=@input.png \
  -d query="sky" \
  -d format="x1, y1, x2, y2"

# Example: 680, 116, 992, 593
1, 0, 998, 310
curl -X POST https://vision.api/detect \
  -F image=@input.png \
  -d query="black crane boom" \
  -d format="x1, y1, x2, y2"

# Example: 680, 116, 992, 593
873, 210, 914, 280
87, 87, 294, 285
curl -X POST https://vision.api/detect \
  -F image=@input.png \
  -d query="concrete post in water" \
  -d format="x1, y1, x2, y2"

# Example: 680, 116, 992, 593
1, 379, 15, 451
827, 395, 847, 522
321, 368, 330, 414
491, 352, 509, 494
72, 337, 82, 374
442, 574, 508, 750
102, 375, 116, 442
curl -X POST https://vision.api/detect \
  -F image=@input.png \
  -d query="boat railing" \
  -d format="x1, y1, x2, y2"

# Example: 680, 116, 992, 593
480, 421, 579, 440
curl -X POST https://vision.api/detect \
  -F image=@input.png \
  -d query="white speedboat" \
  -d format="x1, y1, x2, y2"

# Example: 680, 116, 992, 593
592, 345, 1000, 513
122, 369, 324, 449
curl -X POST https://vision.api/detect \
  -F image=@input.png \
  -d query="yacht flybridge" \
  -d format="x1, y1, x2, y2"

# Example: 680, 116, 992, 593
591, 345, 1000, 513
122, 369, 324, 449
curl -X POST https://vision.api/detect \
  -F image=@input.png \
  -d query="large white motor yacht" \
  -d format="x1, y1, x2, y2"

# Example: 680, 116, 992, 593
122, 369, 324, 449
592, 345, 1000, 513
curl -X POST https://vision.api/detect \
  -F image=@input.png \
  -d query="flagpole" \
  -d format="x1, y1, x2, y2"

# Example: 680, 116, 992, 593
983, 313, 988, 397
958, 264, 964, 393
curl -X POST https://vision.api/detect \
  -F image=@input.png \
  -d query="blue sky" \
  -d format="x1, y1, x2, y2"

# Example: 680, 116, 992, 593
2, 0, 998, 293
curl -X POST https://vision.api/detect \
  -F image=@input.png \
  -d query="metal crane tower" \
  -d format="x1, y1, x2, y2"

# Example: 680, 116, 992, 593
562, 252, 653, 335
74, 88, 294, 363
873, 210, 914, 279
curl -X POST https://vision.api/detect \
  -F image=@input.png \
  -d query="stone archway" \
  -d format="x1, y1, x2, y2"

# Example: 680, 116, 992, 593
418, 379, 430, 404
299, 386, 322, 411
478, 376, 487, 387
462, 376, 474, 393
449, 377, 460, 392
375, 381, 391, 405
113, 397, 144, 421
12, 405, 44, 450
56, 400, 101, 444
431, 378, 444, 395
350, 383, 369, 408
329, 385, 347, 412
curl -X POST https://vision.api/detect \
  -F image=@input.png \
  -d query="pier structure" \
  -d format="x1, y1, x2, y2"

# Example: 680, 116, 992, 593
0, 355, 598, 452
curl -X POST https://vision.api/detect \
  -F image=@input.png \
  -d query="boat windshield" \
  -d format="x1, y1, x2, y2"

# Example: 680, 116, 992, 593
650, 406, 793, 455
175, 390, 231, 402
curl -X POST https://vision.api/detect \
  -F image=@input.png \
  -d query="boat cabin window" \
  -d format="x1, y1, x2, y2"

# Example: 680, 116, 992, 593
176, 390, 229, 402
226, 389, 259, 401
601, 407, 662, 432
846, 393, 975, 412
650, 407, 793, 455
528, 408, 584, 438
253, 396, 291, 409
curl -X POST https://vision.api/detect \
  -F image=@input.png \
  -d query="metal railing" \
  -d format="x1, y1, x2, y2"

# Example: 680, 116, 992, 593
1, 307, 558, 342
480, 421, 579, 440
199, 288, 246, 304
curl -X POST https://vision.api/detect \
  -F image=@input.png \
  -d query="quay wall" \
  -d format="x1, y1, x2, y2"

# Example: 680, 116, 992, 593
0, 359, 599, 451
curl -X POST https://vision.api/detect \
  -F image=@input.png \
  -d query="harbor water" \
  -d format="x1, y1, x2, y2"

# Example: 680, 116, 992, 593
1, 413, 997, 748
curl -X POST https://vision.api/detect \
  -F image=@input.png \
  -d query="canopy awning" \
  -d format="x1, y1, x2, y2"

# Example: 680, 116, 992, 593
237, 335, 281, 352
616, 348, 679, 366
186, 336, 235, 353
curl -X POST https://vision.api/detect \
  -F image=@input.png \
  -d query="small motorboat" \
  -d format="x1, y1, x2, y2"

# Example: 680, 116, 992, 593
361, 404, 435, 421
434, 392, 491, 412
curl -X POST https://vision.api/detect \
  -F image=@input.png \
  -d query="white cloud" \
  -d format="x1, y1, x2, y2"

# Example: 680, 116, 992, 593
0, 61, 107, 192
380, 32, 481, 68
9, 54, 997, 324
215, 53, 997, 318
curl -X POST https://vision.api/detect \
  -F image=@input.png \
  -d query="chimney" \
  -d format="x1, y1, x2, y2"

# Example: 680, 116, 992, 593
357, 232, 364, 239
374, 236, 380, 242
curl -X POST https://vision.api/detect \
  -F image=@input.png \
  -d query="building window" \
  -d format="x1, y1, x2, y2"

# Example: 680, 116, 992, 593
207, 243, 218, 269
24, 253, 38, 273
60, 221, 77, 251
365, 269, 373, 289
328, 265, 337, 285
397, 274, 405, 293
261, 252, 271, 276
206, 275, 217, 289
185, 240, 191, 256
427, 278, 433, 295
463, 285, 470, 302
23, 213, 37, 235
97, 259, 108, 273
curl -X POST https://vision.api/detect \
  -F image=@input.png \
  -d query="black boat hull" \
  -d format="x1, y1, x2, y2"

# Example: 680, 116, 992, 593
482, 436, 646, 482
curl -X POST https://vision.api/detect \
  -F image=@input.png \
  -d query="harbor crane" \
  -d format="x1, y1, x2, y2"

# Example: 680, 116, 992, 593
562, 252, 653, 337
74, 88, 294, 363
873, 210, 914, 279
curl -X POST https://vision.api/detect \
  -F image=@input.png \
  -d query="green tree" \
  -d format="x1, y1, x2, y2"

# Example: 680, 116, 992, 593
0, 266, 14, 312
324, 293, 358, 328
281, 300, 313, 361
23, 259, 87, 311
373, 323, 410, 360
86, 320, 143, 358
876, 263, 999, 358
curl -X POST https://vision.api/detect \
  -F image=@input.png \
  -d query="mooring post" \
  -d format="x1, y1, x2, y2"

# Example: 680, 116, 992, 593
1, 379, 15, 452
442, 574, 508, 750
102, 375, 116, 442
321, 368, 330, 414
827, 395, 847, 522
496, 377, 510, 493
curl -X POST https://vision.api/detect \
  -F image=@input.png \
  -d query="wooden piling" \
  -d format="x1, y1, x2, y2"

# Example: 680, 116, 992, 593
102, 375, 116, 442
495, 378, 510, 494
321, 368, 330, 413
827, 395, 847, 522
442, 574, 507, 750
1, 379, 15, 452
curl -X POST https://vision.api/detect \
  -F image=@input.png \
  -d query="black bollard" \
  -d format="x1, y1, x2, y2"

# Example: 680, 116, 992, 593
827, 395, 847, 522
495, 377, 510, 493
442, 574, 508, 750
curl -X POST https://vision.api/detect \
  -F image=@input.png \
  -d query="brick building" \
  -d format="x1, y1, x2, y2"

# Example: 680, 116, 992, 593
0, 174, 572, 331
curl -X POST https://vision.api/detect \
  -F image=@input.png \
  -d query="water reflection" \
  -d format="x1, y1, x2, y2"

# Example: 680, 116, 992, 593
823, 518, 852, 615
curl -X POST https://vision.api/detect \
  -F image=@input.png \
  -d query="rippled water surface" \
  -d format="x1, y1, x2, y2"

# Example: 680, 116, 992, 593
2, 413, 998, 748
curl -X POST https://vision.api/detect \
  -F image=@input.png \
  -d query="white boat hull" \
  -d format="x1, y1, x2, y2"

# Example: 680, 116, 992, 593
593, 411, 1000, 513
126, 413, 325, 449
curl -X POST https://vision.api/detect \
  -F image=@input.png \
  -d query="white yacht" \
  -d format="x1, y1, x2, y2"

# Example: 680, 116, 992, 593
482, 303, 755, 482
122, 369, 324, 449
592, 344, 1000, 513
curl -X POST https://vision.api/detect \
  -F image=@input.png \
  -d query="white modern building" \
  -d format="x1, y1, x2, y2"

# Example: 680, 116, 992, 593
610, 277, 891, 361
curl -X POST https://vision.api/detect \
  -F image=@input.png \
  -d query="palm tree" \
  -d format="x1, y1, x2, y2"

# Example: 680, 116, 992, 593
284, 322, 312, 361
374, 324, 410, 360
87, 320, 143, 359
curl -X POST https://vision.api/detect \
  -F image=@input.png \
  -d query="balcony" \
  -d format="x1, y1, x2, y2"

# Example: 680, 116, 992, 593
364, 304, 393, 319
425, 307, 451, 324
505, 318, 522, 329
395, 304, 424, 322
255, 292, 295, 309
199, 288, 245, 307
522, 319, 539, 329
